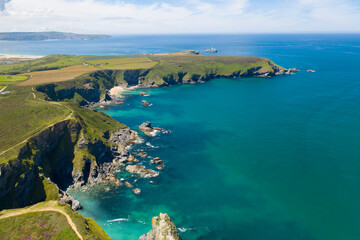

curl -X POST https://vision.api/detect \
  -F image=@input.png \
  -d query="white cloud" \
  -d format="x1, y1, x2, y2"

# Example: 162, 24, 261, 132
0, 0, 359, 34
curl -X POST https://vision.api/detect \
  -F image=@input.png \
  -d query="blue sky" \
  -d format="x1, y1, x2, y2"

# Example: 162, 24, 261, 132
0, 0, 359, 34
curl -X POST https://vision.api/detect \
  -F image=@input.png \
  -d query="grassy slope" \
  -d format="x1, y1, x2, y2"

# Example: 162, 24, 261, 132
0, 86, 71, 161
0, 201, 111, 240
145, 55, 277, 84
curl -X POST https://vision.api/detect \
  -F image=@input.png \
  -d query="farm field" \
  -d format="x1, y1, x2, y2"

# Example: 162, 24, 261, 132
18, 65, 100, 86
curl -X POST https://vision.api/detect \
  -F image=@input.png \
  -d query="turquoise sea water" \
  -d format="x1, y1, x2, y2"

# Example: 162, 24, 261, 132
3, 34, 359, 239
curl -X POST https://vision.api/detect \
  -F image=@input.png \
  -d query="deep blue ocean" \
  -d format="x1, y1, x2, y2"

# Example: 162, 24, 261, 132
3, 34, 360, 239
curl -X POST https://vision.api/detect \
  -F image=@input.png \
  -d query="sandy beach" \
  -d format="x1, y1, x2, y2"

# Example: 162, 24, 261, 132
109, 86, 137, 96
0, 54, 43, 59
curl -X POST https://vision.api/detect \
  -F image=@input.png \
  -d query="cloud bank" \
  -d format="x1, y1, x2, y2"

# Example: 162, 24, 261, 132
0, 0, 359, 34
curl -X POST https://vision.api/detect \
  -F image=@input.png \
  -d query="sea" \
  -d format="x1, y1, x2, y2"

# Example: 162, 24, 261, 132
2, 34, 360, 240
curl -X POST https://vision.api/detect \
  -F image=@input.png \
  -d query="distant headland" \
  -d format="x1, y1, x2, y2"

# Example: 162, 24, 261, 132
0, 31, 111, 41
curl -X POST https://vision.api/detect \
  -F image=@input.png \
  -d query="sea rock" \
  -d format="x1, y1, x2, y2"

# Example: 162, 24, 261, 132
156, 164, 165, 171
139, 152, 148, 158
139, 91, 150, 96
142, 100, 152, 106
127, 154, 140, 163
126, 165, 159, 178
151, 157, 163, 165
139, 213, 182, 240
124, 181, 133, 188
139, 122, 164, 136
115, 102, 124, 105
132, 188, 141, 195
139, 121, 154, 136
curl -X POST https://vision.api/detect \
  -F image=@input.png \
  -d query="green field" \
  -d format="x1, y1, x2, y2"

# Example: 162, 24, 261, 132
86, 57, 157, 70
0, 201, 111, 240
0, 75, 28, 82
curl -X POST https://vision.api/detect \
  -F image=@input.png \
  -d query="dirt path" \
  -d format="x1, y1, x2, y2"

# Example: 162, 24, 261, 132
0, 205, 83, 240
0, 88, 73, 156
0, 86, 7, 93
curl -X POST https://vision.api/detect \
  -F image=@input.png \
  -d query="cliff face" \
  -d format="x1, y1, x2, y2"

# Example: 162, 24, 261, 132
35, 57, 286, 104
139, 213, 182, 240
0, 111, 137, 211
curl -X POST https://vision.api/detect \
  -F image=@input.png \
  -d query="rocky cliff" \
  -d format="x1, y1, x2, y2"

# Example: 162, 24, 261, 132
139, 213, 181, 240
0, 106, 137, 211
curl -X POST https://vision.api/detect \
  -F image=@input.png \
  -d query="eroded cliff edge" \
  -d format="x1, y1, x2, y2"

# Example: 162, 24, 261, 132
0, 104, 138, 210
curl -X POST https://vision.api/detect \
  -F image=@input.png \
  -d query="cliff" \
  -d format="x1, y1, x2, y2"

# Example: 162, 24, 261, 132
34, 56, 286, 105
139, 213, 181, 240
0, 104, 137, 211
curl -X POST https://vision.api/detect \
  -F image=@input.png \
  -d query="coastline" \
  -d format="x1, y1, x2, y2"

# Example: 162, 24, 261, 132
0, 53, 43, 59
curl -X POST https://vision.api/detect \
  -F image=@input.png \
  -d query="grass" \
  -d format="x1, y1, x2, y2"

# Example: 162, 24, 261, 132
0, 86, 71, 161
18, 65, 100, 86
0, 75, 28, 82
0, 55, 85, 75
0, 211, 79, 240
86, 57, 157, 70
0, 201, 111, 240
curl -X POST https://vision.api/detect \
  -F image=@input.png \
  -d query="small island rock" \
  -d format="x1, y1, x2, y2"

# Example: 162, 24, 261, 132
139, 213, 182, 240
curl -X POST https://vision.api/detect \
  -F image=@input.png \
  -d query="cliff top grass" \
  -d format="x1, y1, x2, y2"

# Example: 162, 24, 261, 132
0, 86, 72, 163
0, 53, 282, 86
0, 200, 111, 240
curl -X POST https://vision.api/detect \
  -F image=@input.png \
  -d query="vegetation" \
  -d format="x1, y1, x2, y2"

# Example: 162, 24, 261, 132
0, 75, 28, 82
0, 86, 71, 160
86, 57, 157, 70
0, 201, 111, 240
0, 55, 85, 75
0, 211, 79, 239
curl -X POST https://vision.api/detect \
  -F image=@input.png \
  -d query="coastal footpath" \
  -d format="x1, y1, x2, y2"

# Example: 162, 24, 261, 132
0, 52, 291, 239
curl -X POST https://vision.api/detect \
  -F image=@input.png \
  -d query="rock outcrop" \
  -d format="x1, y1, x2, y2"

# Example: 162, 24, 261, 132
126, 165, 159, 178
139, 213, 181, 240
139, 122, 163, 136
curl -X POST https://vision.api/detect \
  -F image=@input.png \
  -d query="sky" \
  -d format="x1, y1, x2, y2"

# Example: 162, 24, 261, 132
0, 0, 360, 34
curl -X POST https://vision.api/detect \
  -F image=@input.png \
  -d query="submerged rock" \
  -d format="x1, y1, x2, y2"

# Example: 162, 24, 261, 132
132, 188, 141, 195
126, 165, 159, 178
142, 100, 152, 106
139, 213, 182, 240
156, 164, 165, 170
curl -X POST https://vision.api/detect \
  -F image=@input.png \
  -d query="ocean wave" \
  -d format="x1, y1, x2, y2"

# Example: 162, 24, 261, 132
107, 217, 130, 223
146, 142, 159, 148
135, 138, 145, 144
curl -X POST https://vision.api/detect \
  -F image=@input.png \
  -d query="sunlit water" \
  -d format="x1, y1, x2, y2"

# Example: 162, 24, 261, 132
3, 34, 359, 239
